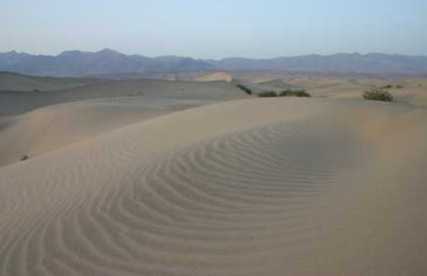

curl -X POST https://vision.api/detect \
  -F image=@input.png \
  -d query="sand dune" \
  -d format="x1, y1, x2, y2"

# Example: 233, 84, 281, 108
1, 98, 427, 275
0, 78, 246, 116
195, 72, 233, 82
225, 71, 427, 107
0, 97, 210, 167
0, 72, 97, 92
0, 77, 247, 167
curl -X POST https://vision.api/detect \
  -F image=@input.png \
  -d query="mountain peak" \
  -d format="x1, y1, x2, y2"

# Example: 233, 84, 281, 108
97, 48, 123, 55
1, 51, 427, 76
58, 49, 123, 57
2, 50, 26, 56
59, 50, 86, 56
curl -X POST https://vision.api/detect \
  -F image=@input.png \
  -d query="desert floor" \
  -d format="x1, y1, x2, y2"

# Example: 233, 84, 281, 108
1, 72, 427, 275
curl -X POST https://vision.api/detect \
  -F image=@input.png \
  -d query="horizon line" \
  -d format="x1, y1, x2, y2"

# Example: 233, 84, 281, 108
2, 48, 427, 60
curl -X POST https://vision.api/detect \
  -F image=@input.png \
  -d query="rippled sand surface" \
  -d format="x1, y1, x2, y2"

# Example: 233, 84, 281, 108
1, 98, 427, 275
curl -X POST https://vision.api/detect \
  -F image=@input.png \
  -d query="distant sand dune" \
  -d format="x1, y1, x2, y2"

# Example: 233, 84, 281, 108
0, 72, 96, 92
0, 77, 248, 166
195, 72, 233, 82
0, 98, 209, 167
1, 98, 427, 275
0, 78, 247, 116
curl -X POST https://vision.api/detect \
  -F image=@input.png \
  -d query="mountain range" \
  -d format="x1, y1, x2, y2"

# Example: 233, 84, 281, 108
1, 49, 427, 77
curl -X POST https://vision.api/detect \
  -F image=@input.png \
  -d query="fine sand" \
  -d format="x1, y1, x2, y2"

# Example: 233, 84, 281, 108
0, 78, 246, 116
195, 72, 233, 82
0, 98, 210, 167
1, 97, 427, 275
0, 77, 247, 166
0, 72, 98, 92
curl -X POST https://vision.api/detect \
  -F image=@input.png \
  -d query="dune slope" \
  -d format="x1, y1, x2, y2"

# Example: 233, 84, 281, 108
1, 98, 427, 275
0, 97, 216, 167
0, 78, 246, 116
0, 72, 96, 92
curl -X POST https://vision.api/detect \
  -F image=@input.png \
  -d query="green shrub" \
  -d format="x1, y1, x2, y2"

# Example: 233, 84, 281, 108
258, 91, 278, 97
363, 88, 393, 102
236, 84, 252, 95
279, 89, 311, 97
382, 84, 393, 89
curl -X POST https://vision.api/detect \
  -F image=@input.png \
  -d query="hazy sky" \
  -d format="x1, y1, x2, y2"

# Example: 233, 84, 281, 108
2, 0, 426, 58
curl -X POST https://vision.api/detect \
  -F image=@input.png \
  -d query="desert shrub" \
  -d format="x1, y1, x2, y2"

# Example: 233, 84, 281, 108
33, 89, 40, 92
236, 84, 252, 95
363, 88, 393, 102
20, 155, 29, 161
382, 84, 393, 89
279, 89, 311, 97
396, 84, 403, 89
258, 91, 278, 97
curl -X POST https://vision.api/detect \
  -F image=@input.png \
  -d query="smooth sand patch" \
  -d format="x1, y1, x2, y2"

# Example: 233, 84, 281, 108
0, 97, 212, 167
0, 72, 96, 92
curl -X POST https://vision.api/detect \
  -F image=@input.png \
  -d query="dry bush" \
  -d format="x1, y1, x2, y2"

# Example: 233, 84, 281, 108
363, 88, 393, 102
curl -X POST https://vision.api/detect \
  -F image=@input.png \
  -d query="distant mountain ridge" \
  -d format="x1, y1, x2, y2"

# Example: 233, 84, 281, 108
1, 49, 427, 76
0, 49, 213, 77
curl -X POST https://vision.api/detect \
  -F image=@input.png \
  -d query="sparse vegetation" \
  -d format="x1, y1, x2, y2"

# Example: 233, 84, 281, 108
258, 89, 311, 98
258, 91, 278, 97
20, 155, 30, 161
363, 88, 393, 102
279, 89, 311, 97
380, 84, 404, 89
236, 84, 253, 95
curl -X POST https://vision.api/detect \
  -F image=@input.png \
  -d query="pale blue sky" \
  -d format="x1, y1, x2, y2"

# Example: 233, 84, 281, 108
1, 0, 426, 58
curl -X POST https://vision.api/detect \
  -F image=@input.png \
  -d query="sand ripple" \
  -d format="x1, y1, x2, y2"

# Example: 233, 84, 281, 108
1, 99, 427, 275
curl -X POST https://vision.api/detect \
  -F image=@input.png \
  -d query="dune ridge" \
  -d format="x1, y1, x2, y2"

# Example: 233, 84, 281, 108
1, 98, 427, 275
0, 97, 212, 167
